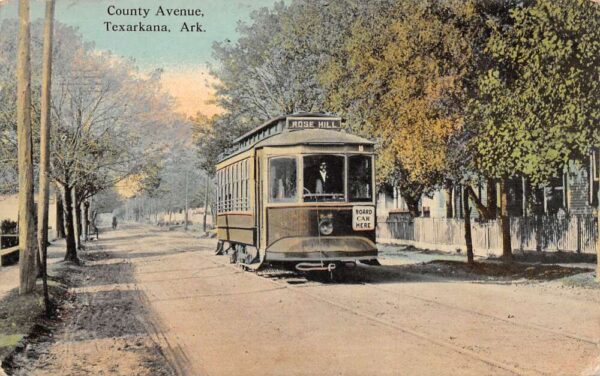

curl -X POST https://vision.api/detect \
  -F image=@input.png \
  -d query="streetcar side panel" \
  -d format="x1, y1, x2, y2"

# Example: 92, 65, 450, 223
215, 150, 257, 247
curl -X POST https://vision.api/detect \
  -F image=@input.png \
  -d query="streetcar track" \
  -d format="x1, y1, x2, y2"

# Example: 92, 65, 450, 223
253, 267, 537, 376
364, 282, 599, 346
285, 265, 599, 346
204, 259, 536, 376
193, 250, 581, 376
135, 266, 223, 275
150, 285, 287, 303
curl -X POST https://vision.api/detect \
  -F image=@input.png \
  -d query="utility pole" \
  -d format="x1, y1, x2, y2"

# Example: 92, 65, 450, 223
17, 0, 37, 294
184, 170, 189, 231
37, 0, 55, 312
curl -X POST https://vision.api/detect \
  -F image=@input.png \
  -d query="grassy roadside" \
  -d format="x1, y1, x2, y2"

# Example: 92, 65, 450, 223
0, 264, 73, 374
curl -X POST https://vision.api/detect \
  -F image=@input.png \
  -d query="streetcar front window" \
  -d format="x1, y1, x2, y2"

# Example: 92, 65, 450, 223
348, 155, 373, 202
303, 155, 345, 202
269, 157, 297, 202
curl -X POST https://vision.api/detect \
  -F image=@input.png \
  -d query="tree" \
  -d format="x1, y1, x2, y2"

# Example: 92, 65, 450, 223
0, 19, 46, 195
204, 1, 393, 168
323, 0, 480, 215
48, 40, 172, 261
469, 0, 600, 261
16, 0, 37, 294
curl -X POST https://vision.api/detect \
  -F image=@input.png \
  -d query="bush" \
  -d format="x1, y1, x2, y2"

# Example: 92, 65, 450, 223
1, 219, 17, 234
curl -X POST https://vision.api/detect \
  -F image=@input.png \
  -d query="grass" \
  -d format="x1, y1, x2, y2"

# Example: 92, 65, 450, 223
0, 274, 70, 365
0, 334, 24, 348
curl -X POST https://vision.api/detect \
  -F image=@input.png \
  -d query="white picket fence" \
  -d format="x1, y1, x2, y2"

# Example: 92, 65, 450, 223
377, 215, 597, 256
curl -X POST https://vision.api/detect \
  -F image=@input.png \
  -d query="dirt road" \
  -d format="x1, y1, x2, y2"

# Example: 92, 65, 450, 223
12, 225, 600, 375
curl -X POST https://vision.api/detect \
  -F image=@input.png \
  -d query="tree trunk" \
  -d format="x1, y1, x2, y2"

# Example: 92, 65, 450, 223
532, 187, 544, 252
203, 176, 210, 232
17, 0, 37, 294
487, 178, 497, 219
463, 186, 474, 264
500, 178, 512, 262
85, 201, 90, 241
596, 188, 600, 282
466, 185, 491, 220
444, 182, 453, 218
37, 0, 55, 314
404, 196, 421, 217
597, 208, 600, 283
56, 190, 65, 238
74, 192, 82, 250
63, 185, 78, 262
184, 171, 189, 231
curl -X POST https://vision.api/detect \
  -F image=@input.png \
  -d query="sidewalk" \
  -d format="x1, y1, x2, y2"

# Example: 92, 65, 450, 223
0, 240, 66, 301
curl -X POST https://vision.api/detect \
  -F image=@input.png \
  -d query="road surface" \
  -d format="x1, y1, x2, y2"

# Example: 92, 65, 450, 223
15, 225, 600, 375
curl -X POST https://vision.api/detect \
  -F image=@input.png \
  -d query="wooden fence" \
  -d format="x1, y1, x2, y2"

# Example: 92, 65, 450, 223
0, 234, 19, 266
377, 215, 597, 256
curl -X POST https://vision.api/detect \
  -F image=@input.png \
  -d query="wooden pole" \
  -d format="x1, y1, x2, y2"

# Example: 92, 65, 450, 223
17, 0, 37, 294
37, 0, 55, 312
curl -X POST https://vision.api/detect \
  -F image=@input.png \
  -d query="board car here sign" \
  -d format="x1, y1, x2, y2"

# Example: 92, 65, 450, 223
352, 206, 375, 231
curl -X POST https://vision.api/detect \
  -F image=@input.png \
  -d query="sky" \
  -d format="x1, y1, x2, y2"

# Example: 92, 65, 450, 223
0, 0, 281, 116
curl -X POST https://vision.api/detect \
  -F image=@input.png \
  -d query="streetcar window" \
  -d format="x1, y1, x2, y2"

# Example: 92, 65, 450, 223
269, 157, 297, 202
348, 155, 373, 202
303, 155, 344, 202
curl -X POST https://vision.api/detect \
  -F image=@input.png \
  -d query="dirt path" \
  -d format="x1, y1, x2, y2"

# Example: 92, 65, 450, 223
7, 229, 175, 376
8, 225, 600, 375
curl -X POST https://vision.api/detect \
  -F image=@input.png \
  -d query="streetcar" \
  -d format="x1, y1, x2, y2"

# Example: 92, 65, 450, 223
215, 113, 377, 272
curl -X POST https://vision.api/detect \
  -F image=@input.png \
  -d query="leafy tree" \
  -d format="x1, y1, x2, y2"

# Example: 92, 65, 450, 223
469, 0, 600, 259
203, 0, 394, 171
0, 18, 47, 194
323, 0, 480, 215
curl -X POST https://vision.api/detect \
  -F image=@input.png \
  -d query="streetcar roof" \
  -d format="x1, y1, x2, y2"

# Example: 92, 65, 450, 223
233, 112, 328, 143
254, 128, 374, 148
218, 113, 374, 163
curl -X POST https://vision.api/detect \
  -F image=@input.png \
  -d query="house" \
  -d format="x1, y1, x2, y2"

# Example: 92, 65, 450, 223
377, 151, 599, 219
0, 194, 59, 238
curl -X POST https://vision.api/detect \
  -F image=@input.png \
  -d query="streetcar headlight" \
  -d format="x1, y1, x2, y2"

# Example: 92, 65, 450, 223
319, 219, 334, 236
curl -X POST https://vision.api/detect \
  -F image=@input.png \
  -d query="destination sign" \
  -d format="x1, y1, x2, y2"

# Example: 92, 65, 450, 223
286, 117, 341, 130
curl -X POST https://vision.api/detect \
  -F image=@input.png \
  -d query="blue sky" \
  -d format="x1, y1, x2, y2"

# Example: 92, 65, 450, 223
0, 0, 281, 115
0, 0, 280, 70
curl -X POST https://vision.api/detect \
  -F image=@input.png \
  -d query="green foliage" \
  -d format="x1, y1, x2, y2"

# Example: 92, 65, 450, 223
204, 0, 393, 174
469, 0, 600, 185
323, 0, 479, 197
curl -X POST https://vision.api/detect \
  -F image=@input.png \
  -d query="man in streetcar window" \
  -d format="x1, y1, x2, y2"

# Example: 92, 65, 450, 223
315, 161, 328, 194
303, 155, 344, 201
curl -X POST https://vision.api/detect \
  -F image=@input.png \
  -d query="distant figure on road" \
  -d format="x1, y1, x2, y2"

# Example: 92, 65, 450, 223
112, 216, 118, 230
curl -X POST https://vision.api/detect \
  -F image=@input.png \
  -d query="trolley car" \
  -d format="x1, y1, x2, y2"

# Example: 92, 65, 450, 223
215, 113, 377, 272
